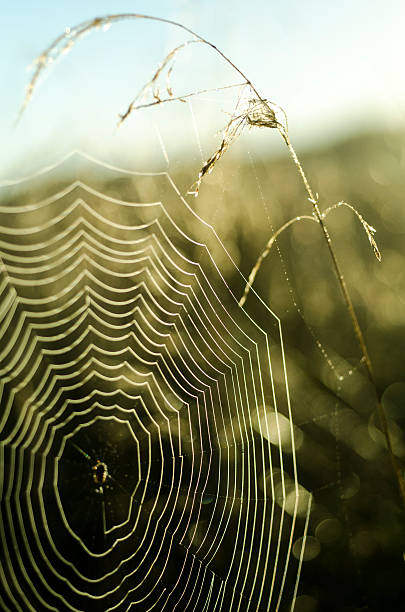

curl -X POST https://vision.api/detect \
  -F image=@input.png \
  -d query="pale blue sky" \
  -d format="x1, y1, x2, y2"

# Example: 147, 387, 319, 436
1, 0, 405, 174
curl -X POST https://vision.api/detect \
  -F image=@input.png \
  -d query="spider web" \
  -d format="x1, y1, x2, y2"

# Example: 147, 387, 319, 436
0, 121, 312, 612
4, 23, 401, 606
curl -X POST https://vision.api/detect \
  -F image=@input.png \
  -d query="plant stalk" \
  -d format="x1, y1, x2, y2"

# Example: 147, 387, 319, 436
284, 136, 405, 510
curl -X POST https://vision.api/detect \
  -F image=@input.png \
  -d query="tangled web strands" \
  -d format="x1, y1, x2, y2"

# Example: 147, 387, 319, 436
0, 153, 310, 612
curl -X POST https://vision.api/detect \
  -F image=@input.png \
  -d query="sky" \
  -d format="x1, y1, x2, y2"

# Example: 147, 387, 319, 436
1, 0, 405, 176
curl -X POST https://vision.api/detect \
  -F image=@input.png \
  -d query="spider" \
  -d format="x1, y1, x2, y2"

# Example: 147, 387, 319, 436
92, 460, 108, 486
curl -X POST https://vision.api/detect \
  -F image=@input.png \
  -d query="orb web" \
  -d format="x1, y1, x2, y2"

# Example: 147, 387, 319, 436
0, 149, 311, 611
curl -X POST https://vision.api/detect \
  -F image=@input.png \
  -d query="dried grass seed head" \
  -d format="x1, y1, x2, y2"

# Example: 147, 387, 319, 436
246, 98, 279, 128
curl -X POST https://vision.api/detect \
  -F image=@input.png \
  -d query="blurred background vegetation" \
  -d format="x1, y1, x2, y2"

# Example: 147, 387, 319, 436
3, 123, 405, 610
211, 128, 405, 611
